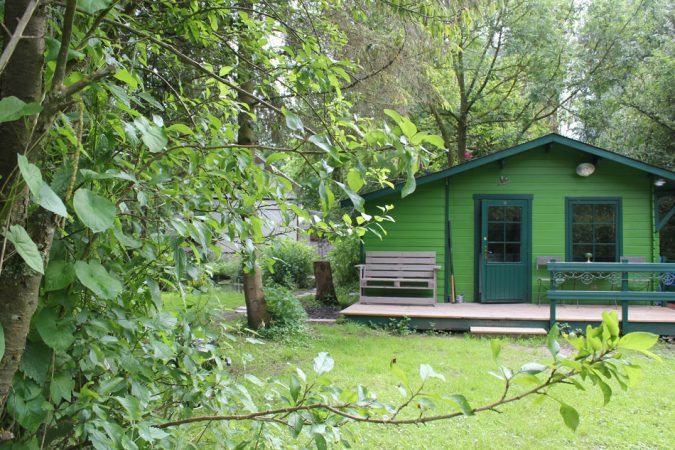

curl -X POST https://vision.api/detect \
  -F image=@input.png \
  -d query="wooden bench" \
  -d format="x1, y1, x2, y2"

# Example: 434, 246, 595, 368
357, 251, 440, 306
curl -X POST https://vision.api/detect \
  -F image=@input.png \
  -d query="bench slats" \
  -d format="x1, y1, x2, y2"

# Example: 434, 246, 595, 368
366, 257, 437, 265
366, 251, 436, 258
365, 270, 436, 279
359, 251, 438, 306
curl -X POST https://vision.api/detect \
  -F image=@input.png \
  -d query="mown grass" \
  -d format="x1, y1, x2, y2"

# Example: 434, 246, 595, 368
167, 290, 675, 449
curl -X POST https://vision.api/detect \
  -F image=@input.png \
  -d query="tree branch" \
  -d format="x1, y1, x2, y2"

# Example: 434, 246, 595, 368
52, 0, 77, 90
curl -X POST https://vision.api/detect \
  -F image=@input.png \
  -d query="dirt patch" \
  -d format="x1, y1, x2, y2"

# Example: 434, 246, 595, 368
303, 302, 341, 319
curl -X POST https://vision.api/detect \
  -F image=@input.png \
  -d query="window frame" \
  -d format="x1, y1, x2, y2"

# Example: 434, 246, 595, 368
565, 197, 623, 262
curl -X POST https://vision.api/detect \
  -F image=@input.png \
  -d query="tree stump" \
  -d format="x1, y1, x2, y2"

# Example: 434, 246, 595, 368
314, 261, 338, 305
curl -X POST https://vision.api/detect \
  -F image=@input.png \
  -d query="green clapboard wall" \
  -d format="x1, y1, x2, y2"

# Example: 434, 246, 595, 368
363, 143, 657, 303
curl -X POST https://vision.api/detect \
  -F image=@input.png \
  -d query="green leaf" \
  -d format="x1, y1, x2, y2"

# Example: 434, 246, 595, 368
78, 0, 111, 14
133, 116, 168, 153
0, 324, 4, 361
50, 374, 75, 403
167, 123, 194, 135
559, 403, 579, 431
4, 225, 43, 273
0, 96, 42, 123
443, 394, 474, 416
519, 362, 548, 375
35, 307, 75, 352
17, 155, 67, 216
314, 434, 327, 450
44, 260, 75, 292
546, 323, 560, 358
308, 134, 338, 159
421, 134, 445, 149
383, 108, 403, 124
17, 154, 43, 197
401, 168, 416, 198
313, 352, 334, 375
114, 396, 142, 421
347, 168, 365, 192
420, 364, 445, 382
73, 188, 116, 233
336, 181, 364, 212
284, 110, 304, 131
74, 260, 123, 299
601, 310, 620, 338
491, 339, 501, 362
38, 182, 67, 216
618, 332, 659, 352
289, 374, 301, 403
596, 378, 612, 405
20, 341, 51, 383
114, 68, 138, 90
399, 118, 417, 139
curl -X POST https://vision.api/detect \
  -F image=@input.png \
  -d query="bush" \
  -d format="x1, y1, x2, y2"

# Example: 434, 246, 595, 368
263, 239, 316, 289
328, 234, 361, 287
260, 286, 308, 338
210, 256, 243, 281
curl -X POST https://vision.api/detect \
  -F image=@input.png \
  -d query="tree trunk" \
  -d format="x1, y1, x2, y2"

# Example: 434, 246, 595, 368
429, 104, 456, 168
314, 261, 337, 305
0, 0, 50, 417
454, 46, 468, 164
236, 21, 269, 328
243, 269, 270, 329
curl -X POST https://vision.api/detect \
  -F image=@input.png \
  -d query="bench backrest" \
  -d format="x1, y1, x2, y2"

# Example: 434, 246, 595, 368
364, 251, 436, 279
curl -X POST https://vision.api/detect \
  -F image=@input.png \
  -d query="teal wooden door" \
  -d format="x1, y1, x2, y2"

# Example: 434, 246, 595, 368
479, 199, 530, 303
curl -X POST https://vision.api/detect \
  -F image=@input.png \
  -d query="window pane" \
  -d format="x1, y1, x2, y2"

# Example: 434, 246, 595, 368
504, 243, 521, 262
594, 204, 616, 223
488, 206, 503, 221
573, 224, 593, 243
595, 224, 615, 244
573, 244, 593, 262
487, 243, 504, 262
505, 223, 521, 242
488, 223, 504, 242
505, 206, 521, 222
595, 244, 616, 262
573, 204, 593, 222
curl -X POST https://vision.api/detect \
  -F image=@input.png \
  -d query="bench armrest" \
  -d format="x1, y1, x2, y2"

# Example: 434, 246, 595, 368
434, 266, 442, 271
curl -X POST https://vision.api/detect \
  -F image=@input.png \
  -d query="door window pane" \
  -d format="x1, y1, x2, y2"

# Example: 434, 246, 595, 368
488, 206, 504, 221
505, 223, 521, 242
487, 243, 504, 262
487, 223, 504, 242
504, 243, 521, 262
504, 206, 521, 222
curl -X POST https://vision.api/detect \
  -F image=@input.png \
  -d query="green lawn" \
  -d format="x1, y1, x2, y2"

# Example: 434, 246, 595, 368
167, 290, 674, 449
238, 324, 674, 449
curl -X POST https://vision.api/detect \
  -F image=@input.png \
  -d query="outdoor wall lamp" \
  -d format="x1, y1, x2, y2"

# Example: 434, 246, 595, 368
576, 162, 595, 177
654, 178, 666, 187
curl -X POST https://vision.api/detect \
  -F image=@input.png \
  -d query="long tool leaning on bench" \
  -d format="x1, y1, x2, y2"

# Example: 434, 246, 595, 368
357, 251, 440, 306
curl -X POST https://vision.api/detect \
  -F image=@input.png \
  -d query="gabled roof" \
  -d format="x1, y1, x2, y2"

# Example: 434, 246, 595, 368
351, 133, 675, 204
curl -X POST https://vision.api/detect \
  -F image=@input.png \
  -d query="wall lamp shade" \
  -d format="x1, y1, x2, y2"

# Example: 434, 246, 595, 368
576, 163, 595, 177
654, 178, 666, 187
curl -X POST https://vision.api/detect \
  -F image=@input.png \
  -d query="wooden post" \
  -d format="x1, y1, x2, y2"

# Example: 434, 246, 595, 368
621, 260, 629, 334
314, 261, 338, 305
549, 272, 556, 330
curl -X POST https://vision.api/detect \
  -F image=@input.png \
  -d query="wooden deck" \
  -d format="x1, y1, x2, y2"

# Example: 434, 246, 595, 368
341, 303, 675, 335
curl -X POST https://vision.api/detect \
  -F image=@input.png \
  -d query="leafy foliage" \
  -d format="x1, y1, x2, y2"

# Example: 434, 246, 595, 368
261, 285, 309, 332
327, 234, 361, 288
263, 239, 317, 289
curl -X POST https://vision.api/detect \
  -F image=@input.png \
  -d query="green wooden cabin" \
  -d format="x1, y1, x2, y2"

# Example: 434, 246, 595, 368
349, 134, 675, 304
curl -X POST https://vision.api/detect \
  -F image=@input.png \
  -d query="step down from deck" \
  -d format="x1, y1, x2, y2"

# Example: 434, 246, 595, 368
470, 326, 547, 336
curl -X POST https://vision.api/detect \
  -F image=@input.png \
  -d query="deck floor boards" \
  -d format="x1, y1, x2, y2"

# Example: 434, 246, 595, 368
341, 303, 675, 324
